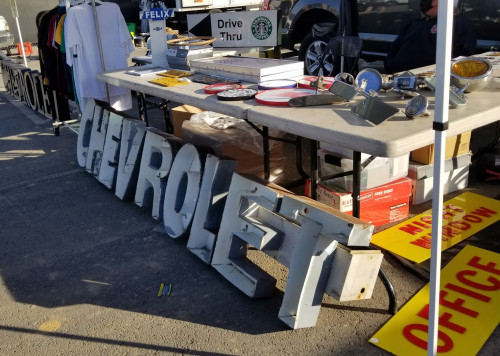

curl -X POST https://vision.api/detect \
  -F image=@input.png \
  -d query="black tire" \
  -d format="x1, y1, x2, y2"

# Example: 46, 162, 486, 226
298, 27, 336, 76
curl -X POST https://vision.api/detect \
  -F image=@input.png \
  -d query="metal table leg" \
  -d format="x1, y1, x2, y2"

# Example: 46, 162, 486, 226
136, 92, 173, 133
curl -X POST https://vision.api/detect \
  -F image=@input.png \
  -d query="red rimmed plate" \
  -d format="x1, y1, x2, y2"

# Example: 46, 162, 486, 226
204, 83, 243, 94
217, 88, 258, 101
254, 88, 317, 106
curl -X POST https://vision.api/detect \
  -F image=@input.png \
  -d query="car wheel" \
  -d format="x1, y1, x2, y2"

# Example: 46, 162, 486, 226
298, 30, 336, 76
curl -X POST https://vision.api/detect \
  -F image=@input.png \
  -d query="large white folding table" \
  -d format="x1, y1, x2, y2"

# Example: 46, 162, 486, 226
97, 61, 500, 216
97, 62, 500, 315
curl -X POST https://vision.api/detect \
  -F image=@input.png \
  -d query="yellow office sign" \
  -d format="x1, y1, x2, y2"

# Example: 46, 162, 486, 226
371, 192, 500, 263
369, 245, 500, 355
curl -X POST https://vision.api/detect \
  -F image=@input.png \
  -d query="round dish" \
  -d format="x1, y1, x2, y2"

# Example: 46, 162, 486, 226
258, 79, 297, 90
217, 88, 258, 101
355, 68, 383, 93
204, 83, 242, 94
451, 57, 493, 92
405, 95, 429, 119
254, 88, 317, 106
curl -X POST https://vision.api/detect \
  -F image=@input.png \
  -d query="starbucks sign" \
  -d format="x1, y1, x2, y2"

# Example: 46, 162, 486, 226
252, 16, 273, 40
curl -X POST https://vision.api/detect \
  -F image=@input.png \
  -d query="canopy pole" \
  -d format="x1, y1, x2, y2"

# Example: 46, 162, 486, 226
428, 0, 454, 354
9, 0, 28, 67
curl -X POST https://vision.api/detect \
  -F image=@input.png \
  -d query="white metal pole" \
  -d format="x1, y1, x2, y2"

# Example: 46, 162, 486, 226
9, 0, 28, 67
428, 0, 454, 354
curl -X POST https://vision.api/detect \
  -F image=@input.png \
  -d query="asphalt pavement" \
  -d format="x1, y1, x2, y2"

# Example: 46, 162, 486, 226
0, 49, 499, 355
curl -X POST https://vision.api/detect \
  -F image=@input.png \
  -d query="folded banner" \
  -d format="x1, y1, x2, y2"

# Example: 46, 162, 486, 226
369, 245, 500, 355
371, 192, 500, 263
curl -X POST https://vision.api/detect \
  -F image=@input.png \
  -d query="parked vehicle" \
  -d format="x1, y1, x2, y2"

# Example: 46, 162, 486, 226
0, 15, 14, 47
270, 0, 500, 75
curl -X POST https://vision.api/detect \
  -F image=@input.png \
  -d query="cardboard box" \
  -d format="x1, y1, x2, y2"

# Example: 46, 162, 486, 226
170, 104, 204, 139
410, 166, 470, 204
182, 121, 283, 179
318, 148, 409, 191
410, 131, 471, 164
306, 177, 412, 226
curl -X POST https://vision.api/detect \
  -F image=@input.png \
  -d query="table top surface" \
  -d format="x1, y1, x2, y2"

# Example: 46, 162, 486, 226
98, 54, 500, 157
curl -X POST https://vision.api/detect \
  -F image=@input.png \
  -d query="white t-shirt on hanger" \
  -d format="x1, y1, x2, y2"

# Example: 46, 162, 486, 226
65, 2, 134, 111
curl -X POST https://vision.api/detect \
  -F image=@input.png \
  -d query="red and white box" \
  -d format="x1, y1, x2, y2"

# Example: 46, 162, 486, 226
307, 177, 412, 226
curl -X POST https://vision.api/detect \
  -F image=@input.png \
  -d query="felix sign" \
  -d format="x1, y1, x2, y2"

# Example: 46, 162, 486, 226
140, 7, 175, 20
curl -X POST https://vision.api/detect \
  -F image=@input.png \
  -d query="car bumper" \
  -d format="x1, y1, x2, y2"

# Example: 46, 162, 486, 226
280, 28, 294, 49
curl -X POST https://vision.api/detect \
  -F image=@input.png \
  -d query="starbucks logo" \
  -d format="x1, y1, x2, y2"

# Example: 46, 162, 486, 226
251, 16, 272, 40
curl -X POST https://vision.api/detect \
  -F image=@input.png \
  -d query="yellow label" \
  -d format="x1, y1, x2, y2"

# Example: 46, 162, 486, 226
370, 245, 500, 355
371, 192, 500, 263
148, 77, 189, 87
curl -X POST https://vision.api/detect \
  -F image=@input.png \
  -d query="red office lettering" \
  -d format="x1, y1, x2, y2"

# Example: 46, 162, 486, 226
439, 312, 467, 334
400, 224, 424, 235
470, 206, 497, 218
440, 290, 478, 317
457, 270, 500, 291
402, 323, 454, 352
418, 305, 466, 334
446, 283, 491, 302
467, 256, 500, 276
448, 221, 471, 231
462, 215, 483, 223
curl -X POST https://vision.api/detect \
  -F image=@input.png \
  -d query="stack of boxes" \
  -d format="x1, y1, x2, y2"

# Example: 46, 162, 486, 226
311, 132, 472, 226
408, 131, 472, 204
311, 144, 412, 226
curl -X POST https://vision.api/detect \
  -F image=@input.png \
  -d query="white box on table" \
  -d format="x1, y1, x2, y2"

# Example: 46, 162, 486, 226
318, 148, 409, 191
189, 56, 304, 83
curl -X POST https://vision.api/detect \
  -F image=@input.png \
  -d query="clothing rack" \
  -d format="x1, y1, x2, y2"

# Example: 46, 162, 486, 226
52, 0, 110, 135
